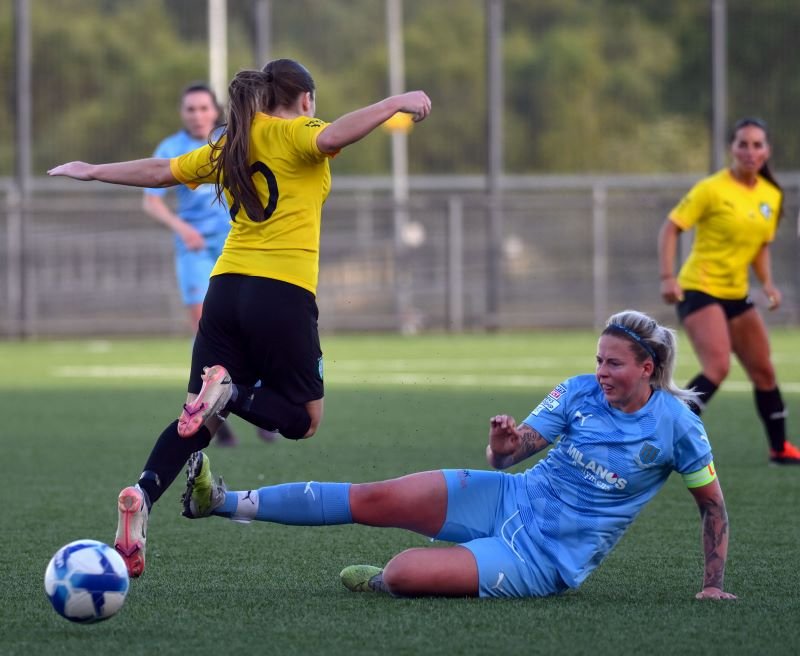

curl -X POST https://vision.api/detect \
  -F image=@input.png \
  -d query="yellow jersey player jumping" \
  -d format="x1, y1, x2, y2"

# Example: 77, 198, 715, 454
48, 58, 432, 577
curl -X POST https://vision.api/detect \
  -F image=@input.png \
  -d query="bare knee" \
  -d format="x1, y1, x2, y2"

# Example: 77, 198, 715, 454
382, 551, 418, 596
303, 400, 324, 438
748, 362, 777, 389
303, 414, 322, 438
703, 358, 730, 384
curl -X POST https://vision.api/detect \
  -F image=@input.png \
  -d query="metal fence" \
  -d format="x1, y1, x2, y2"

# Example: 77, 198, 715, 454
2, 174, 799, 336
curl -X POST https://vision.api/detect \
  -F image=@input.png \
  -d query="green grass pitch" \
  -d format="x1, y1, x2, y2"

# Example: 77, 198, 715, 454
2, 330, 800, 655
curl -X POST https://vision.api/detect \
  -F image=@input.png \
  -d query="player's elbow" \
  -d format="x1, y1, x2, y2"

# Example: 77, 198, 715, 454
150, 160, 178, 188
316, 127, 345, 155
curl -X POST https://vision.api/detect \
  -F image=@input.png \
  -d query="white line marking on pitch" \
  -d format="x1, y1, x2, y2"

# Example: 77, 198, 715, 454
50, 365, 800, 393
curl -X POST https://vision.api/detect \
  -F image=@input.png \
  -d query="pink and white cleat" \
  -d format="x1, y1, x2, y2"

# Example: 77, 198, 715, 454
114, 485, 148, 578
178, 365, 233, 438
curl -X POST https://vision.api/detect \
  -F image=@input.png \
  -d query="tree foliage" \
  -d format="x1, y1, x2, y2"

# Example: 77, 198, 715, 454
1, 0, 798, 176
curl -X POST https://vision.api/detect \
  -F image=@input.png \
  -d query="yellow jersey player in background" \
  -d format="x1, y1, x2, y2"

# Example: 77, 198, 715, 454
48, 58, 432, 577
658, 117, 800, 465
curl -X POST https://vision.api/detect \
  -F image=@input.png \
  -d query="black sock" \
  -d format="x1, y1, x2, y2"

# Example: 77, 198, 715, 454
686, 374, 719, 416
755, 387, 787, 451
228, 385, 311, 439
137, 420, 212, 508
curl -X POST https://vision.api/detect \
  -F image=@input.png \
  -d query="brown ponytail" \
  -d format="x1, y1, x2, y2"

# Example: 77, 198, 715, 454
209, 59, 316, 223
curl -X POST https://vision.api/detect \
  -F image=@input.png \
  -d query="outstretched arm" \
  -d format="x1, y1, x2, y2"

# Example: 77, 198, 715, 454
485, 416, 549, 470
48, 158, 177, 188
689, 478, 736, 600
316, 91, 431, 154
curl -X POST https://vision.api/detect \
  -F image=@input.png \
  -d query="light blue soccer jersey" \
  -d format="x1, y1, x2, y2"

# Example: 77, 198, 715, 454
146, 130, 230, 237
521, 374, 713, 588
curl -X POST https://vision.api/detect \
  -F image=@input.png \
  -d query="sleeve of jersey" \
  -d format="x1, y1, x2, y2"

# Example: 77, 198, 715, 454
145, 140, 171, 197
673, 412, 714, 476
668, 179, 711, 231
520, 379, 573, 444
288, 116, 338, 162
169, 143, 217, 190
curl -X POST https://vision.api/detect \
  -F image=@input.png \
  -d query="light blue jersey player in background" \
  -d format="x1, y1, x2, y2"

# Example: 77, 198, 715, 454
143, 84, 238, 445
181, 309, 736, 601
143, 83, 228, 333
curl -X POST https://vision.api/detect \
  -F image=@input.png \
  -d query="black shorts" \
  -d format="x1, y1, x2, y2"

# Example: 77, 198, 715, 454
676, 290, 754, 322
189, 274, 323, 405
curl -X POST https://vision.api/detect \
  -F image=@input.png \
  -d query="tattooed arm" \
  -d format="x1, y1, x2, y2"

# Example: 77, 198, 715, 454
689, 478, 737, 600
486, 415, 550, 470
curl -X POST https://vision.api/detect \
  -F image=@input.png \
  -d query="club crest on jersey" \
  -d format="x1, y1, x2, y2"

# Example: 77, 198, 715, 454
635, 442, 661, 468
759, 203, 772, 219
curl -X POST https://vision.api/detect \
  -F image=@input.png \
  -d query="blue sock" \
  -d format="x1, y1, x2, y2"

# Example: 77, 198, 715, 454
212, 482, 352, 525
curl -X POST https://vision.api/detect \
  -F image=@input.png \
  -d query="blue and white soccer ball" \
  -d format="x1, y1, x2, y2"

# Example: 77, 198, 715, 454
44, 539, 129, 623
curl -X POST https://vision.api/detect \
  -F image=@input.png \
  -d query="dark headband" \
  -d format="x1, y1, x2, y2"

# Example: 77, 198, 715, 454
607, 323, 659, 365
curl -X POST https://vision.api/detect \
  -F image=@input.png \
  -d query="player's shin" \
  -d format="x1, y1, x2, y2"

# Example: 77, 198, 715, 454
138, 420, 213, 508
215, 482, 352, 525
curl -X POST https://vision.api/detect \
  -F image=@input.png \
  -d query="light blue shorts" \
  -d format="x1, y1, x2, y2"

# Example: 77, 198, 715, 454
437, 469, 567, 598
174, 231, 227, 306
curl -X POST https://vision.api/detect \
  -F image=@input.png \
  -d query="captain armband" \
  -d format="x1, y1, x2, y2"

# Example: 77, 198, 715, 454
681, 461, 717, 489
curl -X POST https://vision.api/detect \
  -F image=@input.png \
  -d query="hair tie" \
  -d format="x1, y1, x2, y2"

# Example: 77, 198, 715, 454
263, 71, 274, 83
608, 323, 659, 365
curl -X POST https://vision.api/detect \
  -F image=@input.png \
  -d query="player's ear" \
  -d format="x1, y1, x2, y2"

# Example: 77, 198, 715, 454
642, 359, 655, 378
301, 91, 313, 113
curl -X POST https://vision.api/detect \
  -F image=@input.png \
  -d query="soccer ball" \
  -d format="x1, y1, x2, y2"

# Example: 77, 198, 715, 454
44, 539, 129, 623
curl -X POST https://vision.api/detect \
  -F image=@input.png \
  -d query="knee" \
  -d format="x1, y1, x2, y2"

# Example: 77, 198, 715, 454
704, 359, 730, 383
303, 404, 324, 438
302, 415, 322, 438
280, 406, 320, 440
749, 363, 777, 389
382, 552, 417, 596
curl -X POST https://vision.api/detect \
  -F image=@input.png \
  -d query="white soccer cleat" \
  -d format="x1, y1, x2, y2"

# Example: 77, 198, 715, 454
178, 365, 233, 438
114, 485, 148, 578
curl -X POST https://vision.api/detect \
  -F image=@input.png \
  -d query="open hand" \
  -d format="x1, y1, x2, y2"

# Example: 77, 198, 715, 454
47, 162, 94, 181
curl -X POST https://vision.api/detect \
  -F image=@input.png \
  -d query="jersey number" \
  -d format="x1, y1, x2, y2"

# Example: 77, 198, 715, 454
228, 161, 279, 223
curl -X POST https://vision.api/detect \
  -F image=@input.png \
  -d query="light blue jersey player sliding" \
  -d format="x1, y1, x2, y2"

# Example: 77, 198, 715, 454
182, 309, 735, 601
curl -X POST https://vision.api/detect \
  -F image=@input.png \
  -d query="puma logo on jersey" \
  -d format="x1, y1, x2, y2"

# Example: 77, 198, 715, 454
574, 410, 593, 426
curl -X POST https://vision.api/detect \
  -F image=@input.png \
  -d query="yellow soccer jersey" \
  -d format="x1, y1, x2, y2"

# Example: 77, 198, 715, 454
668, 168, 781, 299
170, 113, 334, 295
